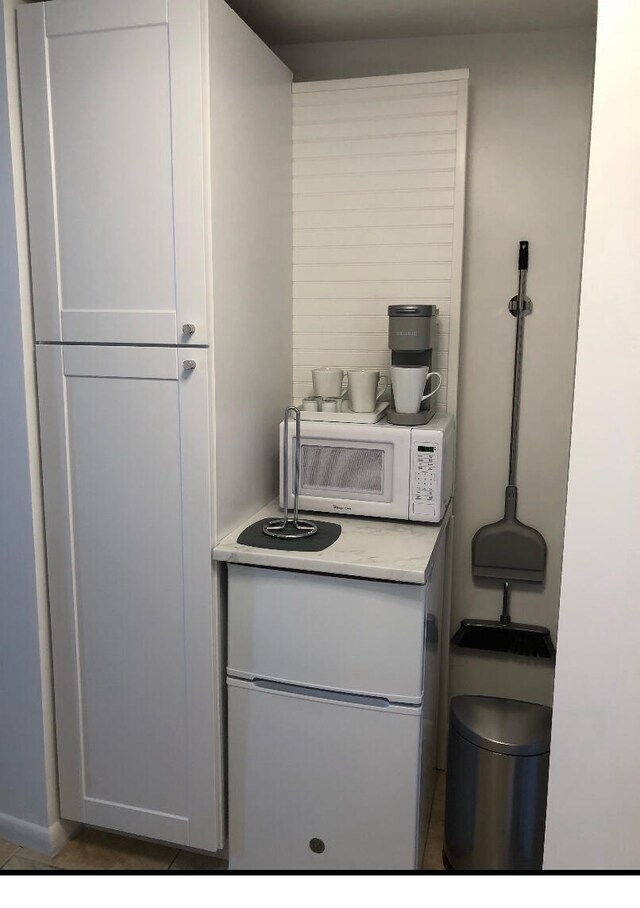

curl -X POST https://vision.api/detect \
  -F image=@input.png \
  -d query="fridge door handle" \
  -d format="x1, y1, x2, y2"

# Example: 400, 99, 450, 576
251, 677, 392, 709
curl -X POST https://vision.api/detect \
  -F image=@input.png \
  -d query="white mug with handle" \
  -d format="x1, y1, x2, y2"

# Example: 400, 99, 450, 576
346, 370, 388, 413
390, 366, 442, 414
312, 368, 345, 399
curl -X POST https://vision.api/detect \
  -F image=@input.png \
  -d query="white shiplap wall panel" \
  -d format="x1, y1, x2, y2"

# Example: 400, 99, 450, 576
295, 208, 455, 229
293, 298, 450, 317
293, 263, 452, 282
294, 188, 455, 211
292, 71, 468, 413
293, 152, 456, 176
294, 244, 453, 264
293, 281, 452, 300
293, 75, 464, 104
294, 113, 458, 141
294, 170, 455, 193
293, 90, 458, 119
296, 226, 454, 247
294, 132, 457, 158
293, 315, 449, 337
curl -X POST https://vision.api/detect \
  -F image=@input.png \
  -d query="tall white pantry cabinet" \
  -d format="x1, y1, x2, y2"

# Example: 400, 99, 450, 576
17, 0, 292, 850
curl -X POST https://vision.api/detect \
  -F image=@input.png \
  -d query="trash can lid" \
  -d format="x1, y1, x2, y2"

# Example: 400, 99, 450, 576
450, 696, 552, 756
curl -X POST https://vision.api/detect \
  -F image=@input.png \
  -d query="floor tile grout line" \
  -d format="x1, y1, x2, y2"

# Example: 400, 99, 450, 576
15, 845, 58, 869
0, 844, 19, 870
166, 850, 181, 870
422, 771, 446, 871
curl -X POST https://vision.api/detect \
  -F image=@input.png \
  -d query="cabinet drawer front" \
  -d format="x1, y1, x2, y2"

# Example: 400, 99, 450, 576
228, 679, 421, 870
227, 564, 427, 702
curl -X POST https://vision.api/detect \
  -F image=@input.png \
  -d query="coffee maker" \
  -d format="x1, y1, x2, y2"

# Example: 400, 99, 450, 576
387, 304, 439, 425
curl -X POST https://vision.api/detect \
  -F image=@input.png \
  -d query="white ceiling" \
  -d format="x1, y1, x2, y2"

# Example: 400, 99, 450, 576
225, 0, 597, 46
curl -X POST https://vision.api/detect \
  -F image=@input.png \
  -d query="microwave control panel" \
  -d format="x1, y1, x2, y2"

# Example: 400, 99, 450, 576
410, 441, 441, 521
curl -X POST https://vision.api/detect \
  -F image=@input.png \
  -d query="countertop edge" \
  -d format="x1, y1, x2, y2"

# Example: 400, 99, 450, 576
212, 546, 430, 584
212, 503, 452, 585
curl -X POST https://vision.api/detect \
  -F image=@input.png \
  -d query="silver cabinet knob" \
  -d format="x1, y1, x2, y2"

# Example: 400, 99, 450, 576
183, 360, 196, 371
182, 323, 196, 335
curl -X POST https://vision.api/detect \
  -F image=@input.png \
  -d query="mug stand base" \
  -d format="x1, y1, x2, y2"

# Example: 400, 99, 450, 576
387, 407, 436, 426
298, 401, 389, 424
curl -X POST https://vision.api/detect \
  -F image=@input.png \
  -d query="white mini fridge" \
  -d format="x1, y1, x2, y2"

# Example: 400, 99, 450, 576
226, 548, 446, 871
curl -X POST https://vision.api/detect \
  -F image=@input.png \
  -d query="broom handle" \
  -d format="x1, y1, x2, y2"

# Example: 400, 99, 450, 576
508, 241, 529, 487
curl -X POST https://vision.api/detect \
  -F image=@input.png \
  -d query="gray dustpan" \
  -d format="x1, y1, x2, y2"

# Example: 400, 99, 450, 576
472, 241, 547, 585
472, 485, 546, 582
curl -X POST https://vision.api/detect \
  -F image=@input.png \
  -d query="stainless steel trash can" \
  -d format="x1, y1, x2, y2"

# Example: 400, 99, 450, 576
443, 696, 552, 871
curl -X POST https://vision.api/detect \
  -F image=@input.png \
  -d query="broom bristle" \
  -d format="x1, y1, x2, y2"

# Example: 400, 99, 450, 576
452, 620, 555, 658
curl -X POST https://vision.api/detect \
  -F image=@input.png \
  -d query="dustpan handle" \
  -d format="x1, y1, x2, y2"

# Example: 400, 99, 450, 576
518, 240, 529, 270
500, 581, 512, 626
504, 485, 518, 521
508, 240, 530, 487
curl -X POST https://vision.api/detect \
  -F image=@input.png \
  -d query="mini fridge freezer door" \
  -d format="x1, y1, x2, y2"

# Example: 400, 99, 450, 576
227, 564, 428, 704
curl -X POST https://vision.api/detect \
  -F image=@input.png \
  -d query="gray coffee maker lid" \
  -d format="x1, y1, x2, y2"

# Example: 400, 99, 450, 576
388, 304, 438, 317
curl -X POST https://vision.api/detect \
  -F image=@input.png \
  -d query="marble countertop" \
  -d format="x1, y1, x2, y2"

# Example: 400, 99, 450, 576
212, 500, 452, 584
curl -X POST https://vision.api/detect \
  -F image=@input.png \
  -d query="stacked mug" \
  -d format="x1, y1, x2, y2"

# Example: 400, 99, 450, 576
304, 368, 388, 414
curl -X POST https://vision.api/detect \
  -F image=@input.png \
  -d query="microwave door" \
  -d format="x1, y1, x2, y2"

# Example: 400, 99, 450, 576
283, 425, 410, 520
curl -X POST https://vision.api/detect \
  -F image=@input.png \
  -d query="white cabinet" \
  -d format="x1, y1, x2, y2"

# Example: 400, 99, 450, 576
18, 0, 292, 852
36, 345, 221, 849
226, 541, 446, 870
18, 0, 207, 346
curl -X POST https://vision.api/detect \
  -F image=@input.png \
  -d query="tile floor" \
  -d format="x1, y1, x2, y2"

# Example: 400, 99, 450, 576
0, 770, 446, 872
0, 829, 226, 872
423, 769, 446, 870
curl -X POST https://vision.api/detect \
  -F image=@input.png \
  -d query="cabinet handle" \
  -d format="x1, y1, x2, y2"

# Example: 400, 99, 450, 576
183, 360, 196, 372
182, 323, 196, 335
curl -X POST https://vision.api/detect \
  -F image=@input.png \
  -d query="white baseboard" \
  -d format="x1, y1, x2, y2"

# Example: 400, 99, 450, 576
0, 811, 79, 856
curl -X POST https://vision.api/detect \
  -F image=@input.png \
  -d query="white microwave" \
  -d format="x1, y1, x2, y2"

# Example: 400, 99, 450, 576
279, 414, 455, 523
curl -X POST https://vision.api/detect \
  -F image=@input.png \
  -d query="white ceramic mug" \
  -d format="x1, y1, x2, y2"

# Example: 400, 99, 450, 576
302, 397, 320, 412
347, 370, 388, 413
312, 368, 345, 399
321, 397, 341, 413
390, 366, 442, 414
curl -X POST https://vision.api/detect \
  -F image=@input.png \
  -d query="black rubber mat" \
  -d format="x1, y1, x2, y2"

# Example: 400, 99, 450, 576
237, 518, 342, 552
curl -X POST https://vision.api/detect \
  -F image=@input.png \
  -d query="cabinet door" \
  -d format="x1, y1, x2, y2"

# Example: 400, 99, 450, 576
36, 345, 223, 850
18, 0, 207, 345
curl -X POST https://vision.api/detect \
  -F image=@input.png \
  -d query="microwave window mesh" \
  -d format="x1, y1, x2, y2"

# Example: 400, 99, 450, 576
300, 445, 384, 494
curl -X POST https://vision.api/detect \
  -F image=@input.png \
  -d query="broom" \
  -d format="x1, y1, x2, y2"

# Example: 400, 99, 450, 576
452, 241, 554, 658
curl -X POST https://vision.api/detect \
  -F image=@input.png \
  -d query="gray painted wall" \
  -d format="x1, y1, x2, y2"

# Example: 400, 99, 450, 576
0, 0, 59, 845
275, 29, 595, 718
